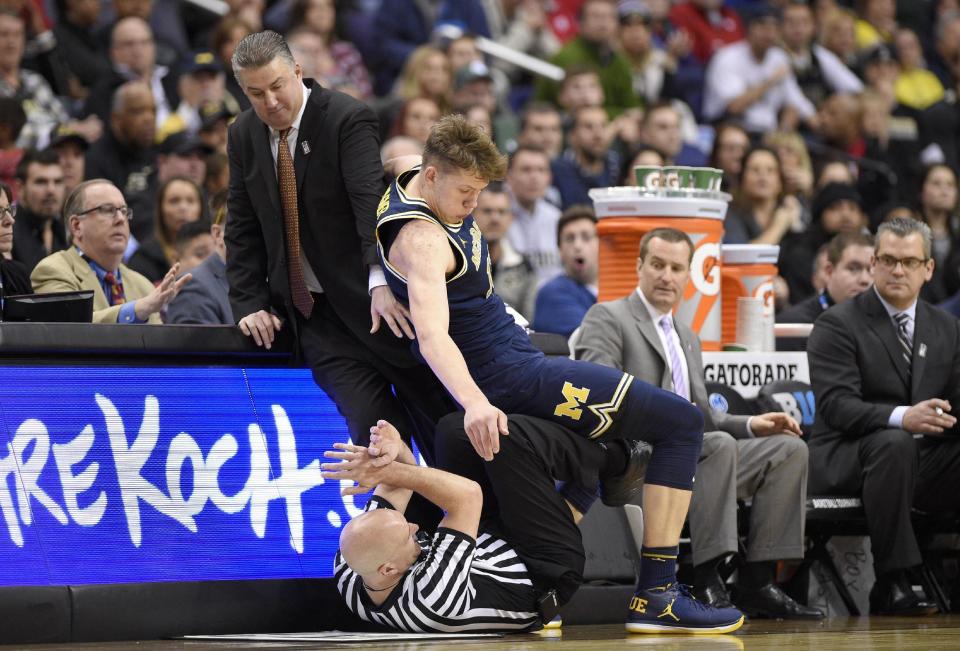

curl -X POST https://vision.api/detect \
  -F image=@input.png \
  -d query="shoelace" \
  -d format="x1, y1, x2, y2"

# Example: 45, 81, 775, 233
674, 583, 715, 612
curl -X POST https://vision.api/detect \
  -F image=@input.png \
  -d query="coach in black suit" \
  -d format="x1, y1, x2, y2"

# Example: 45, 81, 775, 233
807, 217, 960, 616
224, 31, 450, 458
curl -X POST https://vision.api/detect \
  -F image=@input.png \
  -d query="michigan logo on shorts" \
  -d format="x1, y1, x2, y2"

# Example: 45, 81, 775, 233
554, 382, 590, 421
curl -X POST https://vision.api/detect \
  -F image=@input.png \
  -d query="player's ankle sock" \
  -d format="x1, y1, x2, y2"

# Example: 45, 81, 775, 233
558, 480, 599, 514
598, 439, 630, 478
637, 545, 679, 591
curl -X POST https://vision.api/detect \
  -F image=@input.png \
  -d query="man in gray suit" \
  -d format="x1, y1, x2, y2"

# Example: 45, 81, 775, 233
166, 200, 233, 325
576, 227, 822, 619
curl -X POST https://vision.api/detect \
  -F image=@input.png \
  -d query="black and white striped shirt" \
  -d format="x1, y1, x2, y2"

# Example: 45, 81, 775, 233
334, 497, 541, 633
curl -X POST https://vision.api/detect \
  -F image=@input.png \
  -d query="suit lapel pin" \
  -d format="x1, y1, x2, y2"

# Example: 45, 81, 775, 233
301, 141, 311, 155
919, 343, 927, 358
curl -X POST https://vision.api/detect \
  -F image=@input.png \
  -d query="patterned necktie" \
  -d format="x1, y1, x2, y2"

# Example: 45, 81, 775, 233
103, 271, 125, 306
278, 128, 314, 319
659, 315, 689, 401
894, 312, 913, 368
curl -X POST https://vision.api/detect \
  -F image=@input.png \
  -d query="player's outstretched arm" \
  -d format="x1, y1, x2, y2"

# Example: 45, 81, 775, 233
322, 441, 482, 538
390, 220, 509, 461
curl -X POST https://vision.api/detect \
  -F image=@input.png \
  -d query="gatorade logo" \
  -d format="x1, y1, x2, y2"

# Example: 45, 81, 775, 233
753, 279, 775, 314
690, 242, 720, 296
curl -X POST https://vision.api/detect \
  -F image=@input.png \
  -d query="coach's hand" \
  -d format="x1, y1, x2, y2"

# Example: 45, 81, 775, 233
238, 310, 283, 349
371, 285, 415, 339
903, 399, 956, 435
464, 401, 509, 461
751, 412, 803, 437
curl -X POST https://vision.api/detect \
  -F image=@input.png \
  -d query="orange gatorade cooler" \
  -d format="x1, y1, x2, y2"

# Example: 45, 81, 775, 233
589, 188, 729, 350
720, 244, 779, 346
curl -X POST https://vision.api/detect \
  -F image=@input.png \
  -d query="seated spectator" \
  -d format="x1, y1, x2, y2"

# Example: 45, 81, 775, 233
204, 151, 228, 199
49, 126, 88, 198
815, 156, 857, 189
128, 176, 207, 282
473, 181, 536, 320
210, 14, 254, 112
781, 182, 868, 304
451, 60, 518, 151
724, 146, 802, 246
371, 0, 488, 96
855, 0, 897, 51
0, 9, 100, 150
31, 179, 190, 323
709, 122, 750, 195
506, 145, 562, 284
160, 51, 237, 140
97, 0, 186, 69
516, 102, 564, 159
622, 145, 665, 185
534, 0, 639, 116
619, 2, 691, 106
83, 17, 178, 130
381, 135, 423, 165
54, 0, 113, 97
11, 148, 66, 273
819, 7, 859, 70
388, 97, 441, 146
0, 183, 32, 295
781, 0, 863, 108
551, 106, 620, 209
198, 102, 233, 155
668, 0, 744, 66
576, 227, 821, 620
173, 219, 214, 274
0, 98, 25, 199
929, 10, 960, 90
288, 0, 373, 100
483, 0, 560, 84
376, 45, 451, 142
915, 164, 960, 304
763, 130, 814, 225
640, 101, 705, 166
806, 217, 959, 616
777, 232, 874, 349
166, 196, 231, 325
556, 65, 605, 120
703, 6, 816, 135
441, 29, 510, 114
532, 205, 598, 337
463, 104, 493, 138
893, 28, 945, 111
85, 81, 159, 241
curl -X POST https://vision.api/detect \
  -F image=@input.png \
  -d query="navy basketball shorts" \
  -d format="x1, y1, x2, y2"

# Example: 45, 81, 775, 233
472, 339, 703, 491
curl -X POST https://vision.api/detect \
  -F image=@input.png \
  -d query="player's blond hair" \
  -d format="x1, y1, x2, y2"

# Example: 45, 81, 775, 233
423, 114, 507, 182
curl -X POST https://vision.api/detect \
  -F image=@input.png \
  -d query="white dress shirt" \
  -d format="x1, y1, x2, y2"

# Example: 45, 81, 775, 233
874, 286, 918, 430
704, 41, 816, 132
269, 83, 386, 294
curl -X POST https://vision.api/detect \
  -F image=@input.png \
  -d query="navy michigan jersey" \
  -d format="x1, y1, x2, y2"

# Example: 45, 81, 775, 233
373, 165, 698, 453
376, 166, 528, 366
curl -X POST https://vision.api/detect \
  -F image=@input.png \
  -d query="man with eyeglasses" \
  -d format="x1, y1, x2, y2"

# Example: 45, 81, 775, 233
31, 179, 190, 323
807, 217, 960, 616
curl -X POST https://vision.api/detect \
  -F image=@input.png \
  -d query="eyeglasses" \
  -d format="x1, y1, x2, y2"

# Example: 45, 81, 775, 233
0, 204, 16, 220
875, 254, 928, 271
75, 203, 134, 221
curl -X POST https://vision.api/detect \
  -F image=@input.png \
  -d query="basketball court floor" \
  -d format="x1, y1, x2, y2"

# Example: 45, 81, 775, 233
17, 616, 960, 650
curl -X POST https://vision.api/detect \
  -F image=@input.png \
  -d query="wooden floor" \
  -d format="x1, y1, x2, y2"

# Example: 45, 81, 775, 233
19, 617, 960, 650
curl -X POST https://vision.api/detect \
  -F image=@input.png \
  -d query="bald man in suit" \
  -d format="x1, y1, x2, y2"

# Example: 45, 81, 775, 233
576, 227, 821, 620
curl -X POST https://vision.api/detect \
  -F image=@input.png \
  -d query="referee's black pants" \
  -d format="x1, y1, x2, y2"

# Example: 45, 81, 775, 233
435, 413, 605, 607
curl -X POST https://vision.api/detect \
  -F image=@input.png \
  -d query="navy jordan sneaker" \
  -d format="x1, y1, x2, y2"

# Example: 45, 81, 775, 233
626, 582, 745, 634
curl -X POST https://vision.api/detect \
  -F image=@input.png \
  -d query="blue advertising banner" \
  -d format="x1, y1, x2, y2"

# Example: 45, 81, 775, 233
0, 367, 363, 587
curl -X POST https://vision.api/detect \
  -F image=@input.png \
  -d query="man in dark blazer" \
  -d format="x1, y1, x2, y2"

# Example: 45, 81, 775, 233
576, 227, 821, 620
807, 217, 960, 615
224, 31, 451, 460
166, 215, 232, 325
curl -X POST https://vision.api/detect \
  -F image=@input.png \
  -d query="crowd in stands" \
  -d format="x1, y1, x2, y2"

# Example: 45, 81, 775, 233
3, 0, 960, 621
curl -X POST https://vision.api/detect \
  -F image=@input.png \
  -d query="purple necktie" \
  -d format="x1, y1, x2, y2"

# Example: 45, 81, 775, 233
659, 315, 689, 401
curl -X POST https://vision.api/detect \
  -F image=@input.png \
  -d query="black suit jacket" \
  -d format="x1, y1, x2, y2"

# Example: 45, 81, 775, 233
225, 79, 414, 367
808, 287, 960, 448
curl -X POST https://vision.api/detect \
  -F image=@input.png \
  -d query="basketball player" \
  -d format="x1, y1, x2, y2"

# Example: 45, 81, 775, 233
372, 115, 743, 634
